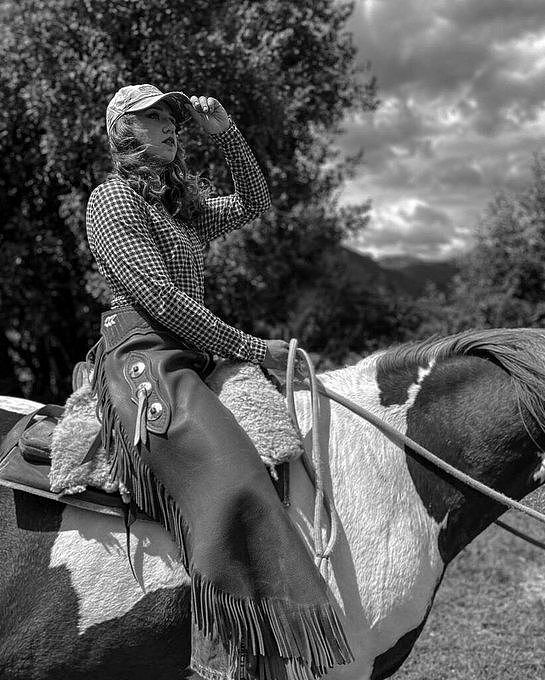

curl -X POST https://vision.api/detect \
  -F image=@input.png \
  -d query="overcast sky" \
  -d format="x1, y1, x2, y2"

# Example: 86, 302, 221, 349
338, 0, 545, 261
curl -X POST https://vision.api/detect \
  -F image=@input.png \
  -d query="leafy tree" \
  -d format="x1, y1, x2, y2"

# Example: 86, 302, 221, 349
398, 153, 545, 342
0, 0, 378, 400
447, 154, 545, 330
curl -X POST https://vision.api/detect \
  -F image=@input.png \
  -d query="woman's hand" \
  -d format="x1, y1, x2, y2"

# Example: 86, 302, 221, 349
262, 340, 289, 371
186, 95, 231, 135
262, 340, 305, 379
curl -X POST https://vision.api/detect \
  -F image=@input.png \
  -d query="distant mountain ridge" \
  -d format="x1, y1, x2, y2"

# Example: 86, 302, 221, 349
339, 245, 459, 296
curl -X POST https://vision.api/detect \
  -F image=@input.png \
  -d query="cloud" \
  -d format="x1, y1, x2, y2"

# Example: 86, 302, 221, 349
441, 0, 545, 34
350, 199, 470, 260
340, 0, 545, 260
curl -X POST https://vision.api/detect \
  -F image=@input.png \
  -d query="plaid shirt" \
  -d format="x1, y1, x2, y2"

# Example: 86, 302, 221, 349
86, 121, 270, 364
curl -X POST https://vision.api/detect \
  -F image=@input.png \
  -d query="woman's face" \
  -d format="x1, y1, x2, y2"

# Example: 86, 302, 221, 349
133, 101, 179, 164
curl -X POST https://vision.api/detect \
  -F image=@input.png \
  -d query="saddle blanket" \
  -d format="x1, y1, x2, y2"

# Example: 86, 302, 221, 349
0, 360, 304, 517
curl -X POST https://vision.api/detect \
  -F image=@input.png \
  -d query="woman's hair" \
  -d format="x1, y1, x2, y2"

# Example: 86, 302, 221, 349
106, 112, 211, 221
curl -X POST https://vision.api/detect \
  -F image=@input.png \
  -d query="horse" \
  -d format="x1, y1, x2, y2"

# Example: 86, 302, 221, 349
1, 327, 545, 680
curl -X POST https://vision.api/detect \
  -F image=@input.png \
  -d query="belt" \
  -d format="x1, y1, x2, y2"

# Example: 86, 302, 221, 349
97, 304, 215, 377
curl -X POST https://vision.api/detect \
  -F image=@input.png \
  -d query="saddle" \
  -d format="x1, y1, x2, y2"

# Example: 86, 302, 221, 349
0, 402, 137, 518
0, 360, 296, 519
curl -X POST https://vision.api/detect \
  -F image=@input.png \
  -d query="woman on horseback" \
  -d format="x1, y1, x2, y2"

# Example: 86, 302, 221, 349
85, 83, 352, 680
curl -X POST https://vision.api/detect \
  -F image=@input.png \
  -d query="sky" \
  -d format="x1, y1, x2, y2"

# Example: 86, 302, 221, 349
338, 0, 545, 261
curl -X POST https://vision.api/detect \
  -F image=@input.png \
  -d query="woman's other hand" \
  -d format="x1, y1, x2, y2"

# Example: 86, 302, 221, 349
262, 340, 305, 379
187, 95, 231, 135
262, 340, 289, 370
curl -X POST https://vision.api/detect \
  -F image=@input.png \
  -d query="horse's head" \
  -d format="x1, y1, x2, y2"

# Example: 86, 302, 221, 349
371, 328, 545, 563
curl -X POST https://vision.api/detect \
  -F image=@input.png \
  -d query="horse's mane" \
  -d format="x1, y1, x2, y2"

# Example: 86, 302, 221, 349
376, 327, 545, 437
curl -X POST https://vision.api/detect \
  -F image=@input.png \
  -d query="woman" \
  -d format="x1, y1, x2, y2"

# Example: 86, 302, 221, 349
86, 83, 352, 680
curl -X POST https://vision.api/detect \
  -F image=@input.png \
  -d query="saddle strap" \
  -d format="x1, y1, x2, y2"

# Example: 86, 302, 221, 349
0, 404, 65, 461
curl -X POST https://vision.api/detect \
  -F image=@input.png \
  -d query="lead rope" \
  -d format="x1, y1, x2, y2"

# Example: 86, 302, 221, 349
286, 339, 340, 575
315, 383, 545, 528
286, 340, 545, 537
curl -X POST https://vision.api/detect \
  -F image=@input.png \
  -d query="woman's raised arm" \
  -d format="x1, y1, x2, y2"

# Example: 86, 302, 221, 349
187, 98, 271, 243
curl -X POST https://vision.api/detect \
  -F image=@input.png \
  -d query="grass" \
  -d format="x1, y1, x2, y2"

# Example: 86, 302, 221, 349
395, 486, 545, 679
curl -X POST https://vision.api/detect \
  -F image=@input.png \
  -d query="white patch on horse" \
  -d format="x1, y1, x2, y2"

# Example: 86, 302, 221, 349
49, 506, 189, 634
532, 451, 545, 483
0, 396, 44, 413
290, 354, 443, 678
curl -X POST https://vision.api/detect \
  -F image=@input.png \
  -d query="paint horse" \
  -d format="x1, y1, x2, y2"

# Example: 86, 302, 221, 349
1, 327, 545, 680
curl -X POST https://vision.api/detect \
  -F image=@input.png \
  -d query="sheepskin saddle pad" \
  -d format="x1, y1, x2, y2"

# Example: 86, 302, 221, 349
48, 359, 305, 497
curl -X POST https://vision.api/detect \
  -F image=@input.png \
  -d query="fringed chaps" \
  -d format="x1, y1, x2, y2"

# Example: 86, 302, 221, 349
89, 306, 353, 680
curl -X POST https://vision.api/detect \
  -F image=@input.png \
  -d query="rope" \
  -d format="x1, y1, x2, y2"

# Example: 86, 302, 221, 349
316, 383, 545, 528
286, 340, 340, 574
495, 518, 545, 550
285, 339, 545, 559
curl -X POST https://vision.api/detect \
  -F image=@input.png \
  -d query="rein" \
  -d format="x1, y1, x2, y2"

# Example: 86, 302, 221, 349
285, 339, 545, 563
286, 340, 340, 575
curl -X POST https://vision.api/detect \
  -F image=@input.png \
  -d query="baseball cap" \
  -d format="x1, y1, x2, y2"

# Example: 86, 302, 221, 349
105, 83, 192, 136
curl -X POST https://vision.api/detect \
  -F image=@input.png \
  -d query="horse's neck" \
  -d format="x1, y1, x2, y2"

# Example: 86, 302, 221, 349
294, 354, 544, 566
292, 356, 442, 534
291, 358, 449, 643
293, 353, 437, 493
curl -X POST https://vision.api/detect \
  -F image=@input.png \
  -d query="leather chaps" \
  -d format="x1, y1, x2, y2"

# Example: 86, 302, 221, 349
88, 305, 352, 680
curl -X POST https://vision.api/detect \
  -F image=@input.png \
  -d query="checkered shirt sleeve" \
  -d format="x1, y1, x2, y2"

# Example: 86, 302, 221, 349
197, 121, 271, 243
86, 181, 268, 363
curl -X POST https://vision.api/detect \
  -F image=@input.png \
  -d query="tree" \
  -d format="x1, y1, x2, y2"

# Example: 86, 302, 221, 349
397, 153, 545, 342
447, 154, 545, 331
0, 0, 378, 400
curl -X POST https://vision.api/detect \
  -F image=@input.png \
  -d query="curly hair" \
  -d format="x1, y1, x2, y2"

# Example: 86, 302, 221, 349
106, 111, 211, 222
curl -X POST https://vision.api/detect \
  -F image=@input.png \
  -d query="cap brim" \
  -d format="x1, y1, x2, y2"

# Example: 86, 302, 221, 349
126, 91, 192, 121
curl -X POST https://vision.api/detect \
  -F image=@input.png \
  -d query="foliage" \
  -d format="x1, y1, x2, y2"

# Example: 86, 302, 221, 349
391, 154, 545, 345
0, 0, 378, 400
438, 154, 545, 333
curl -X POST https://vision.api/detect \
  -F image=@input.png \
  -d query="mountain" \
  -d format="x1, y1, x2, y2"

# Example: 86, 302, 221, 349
338, 246, 459, 296
378, 254, 459, 293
